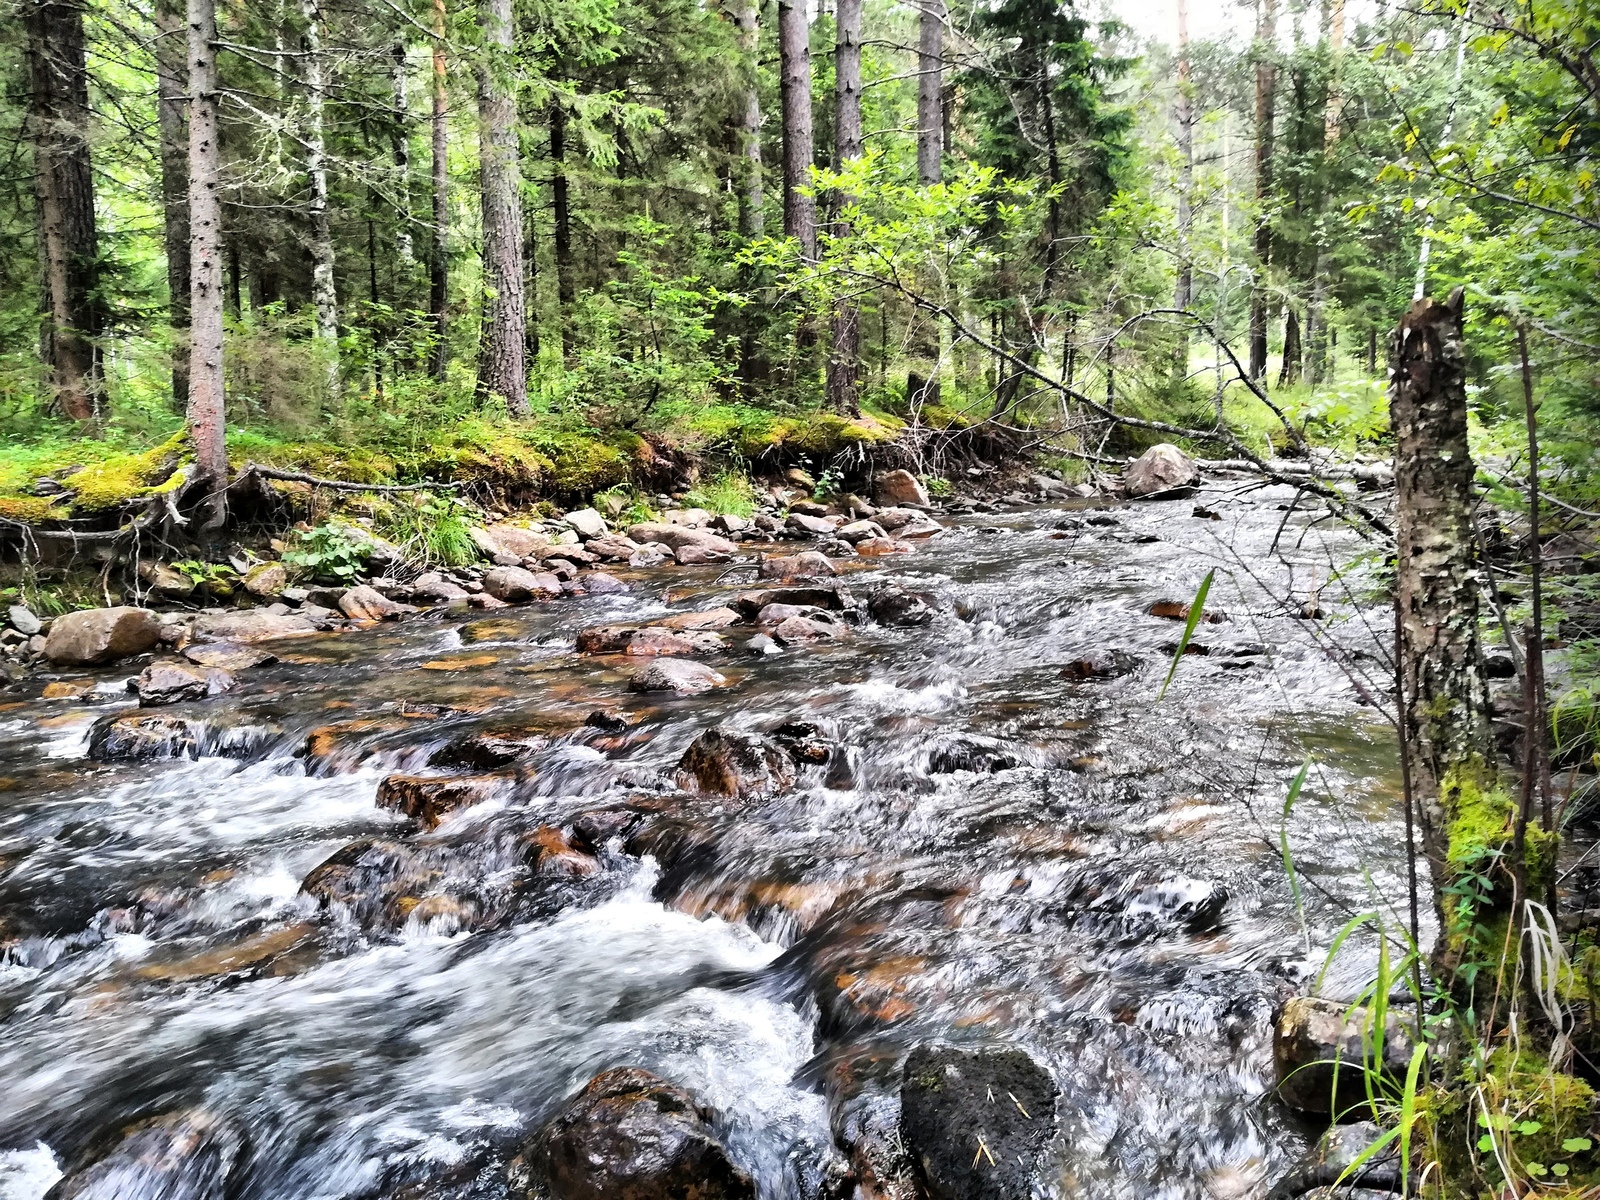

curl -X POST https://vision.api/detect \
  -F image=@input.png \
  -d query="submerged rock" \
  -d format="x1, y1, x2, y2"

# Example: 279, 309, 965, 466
630, 660, 726, 696
1124, 443, 1200, 498
926, 736, 1019, 774
533, 1067, 755, 1200
1273, 996, 1418, 1116
88, 713, 201, 761
46, 1108, 243, 1200
431, 726, 549, 770
676, 726, 797, 800
44, 606, 162, 666
899, 1044, 1058, 1200
1265, 1121, 1400, 1200
376, 773, 510, 828
1059, 649, 1139, 681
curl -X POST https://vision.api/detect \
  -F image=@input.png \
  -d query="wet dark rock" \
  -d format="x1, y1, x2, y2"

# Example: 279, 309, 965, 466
301, 838, 442, 925
772, 721, 831, 763
432, 726, 549, 770
585, 709, 632, 733
927, 736, 1019, 774
855, 536, 910, 557
43, 606, 163, 666
523, 824, 601, 878
759, 551, 837, 580
875, 469, 931, 508
899, 1044, 1058, 1200
656, 607, 741, 631
733, 585, 852, 618
676, 726, 797, 799
133, 659, 235, 706
773, 615, 842, 644
46, 1108, 244, 1200
579, 571, 629, 595
1124, 443, 1200, 499
189, 610, 318, 644
630, 659, 727, 695
832, 1088, 916, 1200
1266, 1121, 1400, 1200
534, 1067, 754, 1200
869, 586, 936, 628
182, 641, 277, 670
1273, 996, 1418, 1116
570, 807, 643, 851
89, 713, 201, 761
376, 773, 510, 828
483, 567, 562, 603
1060, 650, 1139, 680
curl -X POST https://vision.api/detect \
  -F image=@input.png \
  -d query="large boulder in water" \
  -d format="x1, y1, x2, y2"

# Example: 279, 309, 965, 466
189, 610, 318, 644
133, 659, 234, 706
1123, 443, 1200, 498
1273, 996, 1417, 1115
43, 606, 162, 666
630, 660, 726, 696
900, 1044, 1058, 1200
535, 1067, 755, 1200
875, 469, 931, 508
46, 1109, 243, 1200
676, 726, 797, 800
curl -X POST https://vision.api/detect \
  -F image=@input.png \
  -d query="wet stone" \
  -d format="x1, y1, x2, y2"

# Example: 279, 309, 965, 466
88, 713, 201, 761
927, 736, 1018, 774
1273, 996, 1418, 1116
44, 606, 162, 666
869, 586, 936, 627
189, 610, 318, 644
1265, 1121, 1400, 1200
182, 641, 277, 670
630, 660, 726, 696
899, 1045, 1059, 1200
759, 552, 837, 580
46, 1108, 243, 1200
676, 726, 797, 800
376, 773, 510, 828
133, 659, 235, 706
578, 571, 629, 595
431, 726, 549, 770
1059, 650, 1139, 681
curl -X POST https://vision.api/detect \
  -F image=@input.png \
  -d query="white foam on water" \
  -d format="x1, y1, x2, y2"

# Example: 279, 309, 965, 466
0, 1144, 60, 1200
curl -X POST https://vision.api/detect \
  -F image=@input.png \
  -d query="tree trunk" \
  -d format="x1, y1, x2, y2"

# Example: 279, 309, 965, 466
1174, 0, 1194, 377
551, 100, 575, 360
736, 1, 763, 237
1390, 288, 1497, 970
475, 0, 527, 414
428, 0, 449, 377
1305, 0, 1344, 385
187, 0, 228, 528
826, 0, 862, 416
1248, 0, 1277, 381
1278, 306, 1301, 387
917, 0, 944, 185
777, 0, 816, 261
391, 40, 413, 263
155, 0, 191, 410
26, 0, 103, 423
301, 0, 339, 369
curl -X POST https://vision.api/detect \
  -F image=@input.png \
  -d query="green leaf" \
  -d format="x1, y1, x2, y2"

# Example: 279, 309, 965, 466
1156, 569, 1214, 702
1561, 1137, 1592, 1152
1518, 1120, 1543, 1137
1554, 1164, 1570, 1177
1527, 1162, 1548, 1176
1478, 1134, 1495, 1152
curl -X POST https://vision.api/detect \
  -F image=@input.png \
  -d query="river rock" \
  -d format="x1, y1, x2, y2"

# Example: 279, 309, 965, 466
134, 660, 235, 706
899, 1044, 1058, 1200
139, 561, 197, 599
44, 606, 162, 666
874, 507, 921, 531
585, 535, 641, 561
535, 1067, 754, 1200
1060, 649, 1139, 680
1265, 1121, 1400, 1200
787, 512, 839, 537
676, 726, 797, 799
1124, 443, 1200, 498
579, 571, 629, 595
412, 575, 472, 603
340, 584, 416, 621
432, 725, 549, 770
629, 543, 673, 567
892, 516, 945, 539
1273, 996, 1417, 1115
183, 641, 277, 670
927, 736, 1018, 774
712, 513, 751, 533
627, 522, 737, 562
875, 469, 931, 508
630, 659, 726, 695
485, 523, 551, 559
376, 773, 509, 828
856, 537, 910, 556
733, 585, 852, 617
759, 551, 837, 580
869, 586, 936, 627
190, 611, 318, 644
483, 566, 562, 603
46, 1108, 243, 1200
525, 824, 601, 878
8, 604, 41, 636
243, 561, 291, 599
773, 615, 841, 644
836, 519, 890, 544
656, 606, 741, 630
577, 625, 638, 654
563, 508, 608, 539
88, 713, 201, 761
300, 838, 437, 926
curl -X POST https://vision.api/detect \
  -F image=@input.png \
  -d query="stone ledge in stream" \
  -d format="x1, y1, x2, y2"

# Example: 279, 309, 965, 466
376, 772, 513, 828
525, 1067, 755, 1200
676, 726, 799, 800
429, 725, 550, 770
576, 624, 727, 657
44, 1108, 244, 1200
88, 712, 281, 763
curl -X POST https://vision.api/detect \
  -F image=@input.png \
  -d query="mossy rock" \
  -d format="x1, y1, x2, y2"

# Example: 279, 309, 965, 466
0, 495, 69, 522
61, 430, 191, 511
734, 412, 902, 459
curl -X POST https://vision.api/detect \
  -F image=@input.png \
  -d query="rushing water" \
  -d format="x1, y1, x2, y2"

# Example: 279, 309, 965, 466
0, 481, 1412, 1199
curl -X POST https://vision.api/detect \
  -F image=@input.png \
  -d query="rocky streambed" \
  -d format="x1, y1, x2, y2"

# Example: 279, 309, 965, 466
0, 473, 1412, 1200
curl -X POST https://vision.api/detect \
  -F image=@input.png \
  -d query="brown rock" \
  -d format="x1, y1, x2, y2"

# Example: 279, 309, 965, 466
431, 726, 548, 769
874, 507, 920, 531
891, 517, 944, 539
772, 615, 841, 643
340, 584, 416, 621
836, 519, 889, 544
874, 468, 930, 508
138, 561, 197, 599
676, 726, 796, 799
1273, 996, 1417, 1115
585, 535, 642, 561
855, 537, 910, 556
413, 576, 472, 603
758, 552, 837, 580
183, 642, 278, 670
627, 628, 725, 656
484, 523, 551, 559
376, 773, 508, 828
47, 1109, 243, 1200
656, 607, 741, 630
483, 566, 562, 603
630, 659, 726, 695
536, 1068, 754, 1200
786, 512, 839, 537
243, 561, 291, 599
134, 659, 235, 706
578, 571, 629, 595
43, 606, 163, 666
189, 611, 318, 644
626, 522, 737, 562
577, 625, 639, 654
732, 585, 852, 617
525, 824, 601, 877
1124, 443, 1200, 498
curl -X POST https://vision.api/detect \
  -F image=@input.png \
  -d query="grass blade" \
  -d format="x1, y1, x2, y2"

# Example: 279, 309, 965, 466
1156, 568, 1215, 702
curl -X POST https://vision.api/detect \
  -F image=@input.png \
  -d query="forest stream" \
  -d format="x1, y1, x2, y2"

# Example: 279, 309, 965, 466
0, 482, 1411, 1200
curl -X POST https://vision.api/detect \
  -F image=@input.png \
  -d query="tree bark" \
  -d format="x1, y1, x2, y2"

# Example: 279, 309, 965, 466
1174, 0, 1193, 316
917, 0, 944, 185
187, 0, 228, 527
1305, 0, 1344, 385
475, 0, 527, 413
1390, 288, 1494, 965
1248, 0, 1277, 381
428, 0, 449, 378
827, 0, 862, 415
391, 40, 413, 263
25, 0, 103, 423
155, 0, 191, 410
777, 0, 816, 260
736, 0, 763, 237
1278, 306, 1301, 387
551, 99, 575, 360
301, 0, 339, 366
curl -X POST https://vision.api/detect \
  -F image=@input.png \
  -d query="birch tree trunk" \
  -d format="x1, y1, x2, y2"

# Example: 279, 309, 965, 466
187, 0, 229, 526
736, 1, 763, 238
1390, 288, 1496, 967
917, 0, 944, 186
1174, 0, 1194, 368
475, 0, 527, 414
1248, 0, 1277, 382
777, 0, 816, 261
551, 100, 575, 361
391, 40, 413, 263
1306, 0, 1344, 384
428, 0, 448, 378
26, 0, 103, 423
301, 0, 339, 370
826, 0, 862, 415
155, 0, 191, 409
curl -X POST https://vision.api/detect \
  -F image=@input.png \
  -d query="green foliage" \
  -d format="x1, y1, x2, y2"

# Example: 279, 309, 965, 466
682, 471, 756, 517
374, 494, 480, 567
280, 523, 372, 582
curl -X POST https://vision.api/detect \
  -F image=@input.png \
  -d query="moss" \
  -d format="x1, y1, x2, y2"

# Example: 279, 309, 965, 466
733, 411, 903, 458
0, 496, 68, 522
532, 432, 631, 496
61, 430, 191, 511
243, 440, 401, 485
921, 403, 972, 430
